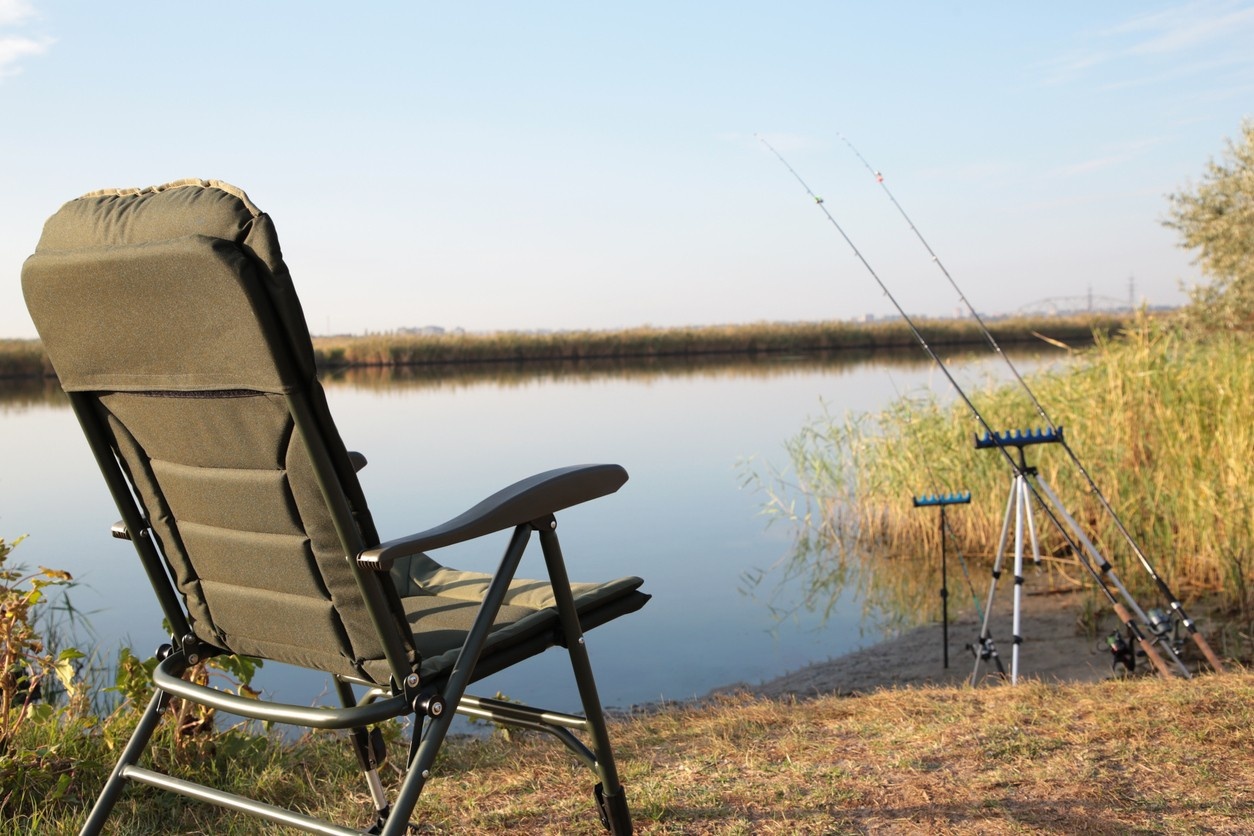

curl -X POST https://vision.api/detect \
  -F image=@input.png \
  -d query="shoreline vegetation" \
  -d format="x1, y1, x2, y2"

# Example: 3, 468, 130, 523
0, 313, 1129, 381
754, 318, 1252, 642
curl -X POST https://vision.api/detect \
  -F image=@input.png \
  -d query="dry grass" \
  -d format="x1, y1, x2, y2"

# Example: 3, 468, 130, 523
9, 672, 1252, 833
404, 671, 1254, 834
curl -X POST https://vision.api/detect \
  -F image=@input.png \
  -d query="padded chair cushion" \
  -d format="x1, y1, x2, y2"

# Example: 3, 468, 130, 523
23, 179, 315, 393
394, 563, 647, 684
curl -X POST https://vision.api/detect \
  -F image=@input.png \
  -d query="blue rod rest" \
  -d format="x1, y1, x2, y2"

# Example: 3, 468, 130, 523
973, 425, 1064, 450
912, 491, 972, 507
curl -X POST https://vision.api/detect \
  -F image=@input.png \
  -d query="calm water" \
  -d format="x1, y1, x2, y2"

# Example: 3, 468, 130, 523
0, 350, 1051, 713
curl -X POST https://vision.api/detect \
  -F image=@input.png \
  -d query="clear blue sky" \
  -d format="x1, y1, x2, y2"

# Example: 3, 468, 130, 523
2, 1, 1251, 337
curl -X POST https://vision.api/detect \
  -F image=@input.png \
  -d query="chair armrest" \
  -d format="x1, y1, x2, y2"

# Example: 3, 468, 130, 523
357, 463, 627, 570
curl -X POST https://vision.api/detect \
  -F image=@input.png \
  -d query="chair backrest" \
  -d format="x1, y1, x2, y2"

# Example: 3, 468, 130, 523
22, 180, 413, 684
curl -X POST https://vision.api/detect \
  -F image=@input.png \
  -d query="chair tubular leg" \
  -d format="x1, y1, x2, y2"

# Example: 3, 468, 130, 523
334, 677, 391, 825
381, 524, 535, 835
538, 522, 632, 834
79, 690, 168, 836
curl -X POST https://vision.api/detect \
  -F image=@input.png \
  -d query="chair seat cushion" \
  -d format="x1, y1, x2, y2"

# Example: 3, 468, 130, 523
391, 554, 647, 685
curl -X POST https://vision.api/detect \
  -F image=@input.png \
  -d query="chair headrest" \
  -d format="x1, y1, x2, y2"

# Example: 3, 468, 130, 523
22, 180, 316, 393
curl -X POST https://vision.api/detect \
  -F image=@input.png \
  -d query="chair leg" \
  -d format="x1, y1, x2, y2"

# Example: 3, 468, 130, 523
538, 522, 632, 835
79, 689, 168, 836
382, 524, 534, 836
333, 677, 392, 831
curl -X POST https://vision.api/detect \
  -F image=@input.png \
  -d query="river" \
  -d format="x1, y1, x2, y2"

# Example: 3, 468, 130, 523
0, 348, 1056, 714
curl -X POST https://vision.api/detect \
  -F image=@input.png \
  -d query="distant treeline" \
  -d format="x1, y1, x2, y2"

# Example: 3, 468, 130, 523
312, 315, 1128, 369
0, 314, 1131, 380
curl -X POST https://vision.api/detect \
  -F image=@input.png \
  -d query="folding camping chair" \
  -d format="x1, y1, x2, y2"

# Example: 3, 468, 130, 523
21, 179, 649, 835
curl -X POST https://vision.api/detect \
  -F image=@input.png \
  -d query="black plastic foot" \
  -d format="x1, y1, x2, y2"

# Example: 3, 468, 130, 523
594, 782, 632, 835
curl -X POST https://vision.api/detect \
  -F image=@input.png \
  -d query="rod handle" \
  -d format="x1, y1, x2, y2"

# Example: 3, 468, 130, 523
1113, 602, 1173, 679
1190, 631, 1226, 674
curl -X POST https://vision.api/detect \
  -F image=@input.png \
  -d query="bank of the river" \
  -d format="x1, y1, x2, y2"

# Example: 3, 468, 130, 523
0, 314, 1132, 379
717, 587, 1239, 701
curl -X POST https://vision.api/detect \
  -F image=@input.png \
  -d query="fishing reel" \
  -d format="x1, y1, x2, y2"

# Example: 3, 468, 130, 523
966, 636, 1007, 678
1145, 607, 1186, 657
1105, 629, 1137, 675
967, 637, 998, 662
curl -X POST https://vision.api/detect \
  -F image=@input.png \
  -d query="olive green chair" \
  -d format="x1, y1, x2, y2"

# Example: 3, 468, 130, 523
21, 180, 648, 835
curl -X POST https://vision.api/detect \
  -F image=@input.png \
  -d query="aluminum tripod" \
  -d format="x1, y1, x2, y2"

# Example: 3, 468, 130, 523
970, 462, 1042, 685
970, 428, 1189, 685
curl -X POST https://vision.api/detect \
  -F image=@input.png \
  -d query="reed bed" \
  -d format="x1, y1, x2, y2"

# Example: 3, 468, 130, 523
310, 315, 1121, 368
0, 315, 1123, 383
758, 319, 1252, 636
0, 340, 48, 380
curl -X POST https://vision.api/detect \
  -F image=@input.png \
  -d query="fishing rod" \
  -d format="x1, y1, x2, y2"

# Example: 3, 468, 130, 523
836, 132, 1225, 673
756, 135, 1181, 680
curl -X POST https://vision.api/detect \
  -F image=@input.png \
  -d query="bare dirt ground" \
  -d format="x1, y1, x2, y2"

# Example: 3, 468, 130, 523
717, 587, 1136, 699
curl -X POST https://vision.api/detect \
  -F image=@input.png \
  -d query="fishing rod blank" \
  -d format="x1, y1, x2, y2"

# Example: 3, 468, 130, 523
757, 135, 1181, 680
836, 132, 1225, 674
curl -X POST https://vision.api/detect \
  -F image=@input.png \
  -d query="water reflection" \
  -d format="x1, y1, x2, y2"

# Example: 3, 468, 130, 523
317, 346, 932, 392
0, 376, 65, 412
0, 346, 1062, 710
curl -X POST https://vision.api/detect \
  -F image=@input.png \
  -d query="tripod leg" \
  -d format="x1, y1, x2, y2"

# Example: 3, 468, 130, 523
1023, 474, 1043, 567
1011, 474, 1026, 684
972, 480, 1016, 686
940, 507, 949, 670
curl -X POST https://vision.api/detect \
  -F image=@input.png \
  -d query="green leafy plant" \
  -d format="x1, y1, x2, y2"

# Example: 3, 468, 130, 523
1164, 119, 1254, 334
1, 536, 82, 750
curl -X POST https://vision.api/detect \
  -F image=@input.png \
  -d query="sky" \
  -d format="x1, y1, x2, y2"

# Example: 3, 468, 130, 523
2, 1, 1252, 337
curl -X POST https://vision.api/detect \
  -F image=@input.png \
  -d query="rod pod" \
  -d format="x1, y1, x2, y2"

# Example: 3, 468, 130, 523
975, 428, 1186, 680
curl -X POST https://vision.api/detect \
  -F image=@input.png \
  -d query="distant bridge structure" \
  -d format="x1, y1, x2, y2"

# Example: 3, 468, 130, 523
1018, 277, 1138, 317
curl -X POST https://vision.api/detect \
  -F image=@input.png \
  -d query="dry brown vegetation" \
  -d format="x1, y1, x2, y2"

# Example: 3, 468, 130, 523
403, 672, 1254, 835
17, 670, 1247, 834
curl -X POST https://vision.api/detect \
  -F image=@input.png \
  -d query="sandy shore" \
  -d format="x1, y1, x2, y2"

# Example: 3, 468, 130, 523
716, 587, 1132, 699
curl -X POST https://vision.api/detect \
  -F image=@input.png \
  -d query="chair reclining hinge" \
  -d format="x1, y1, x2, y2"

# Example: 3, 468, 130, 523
178, 634, 209, 666
401, 674, 447, 720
